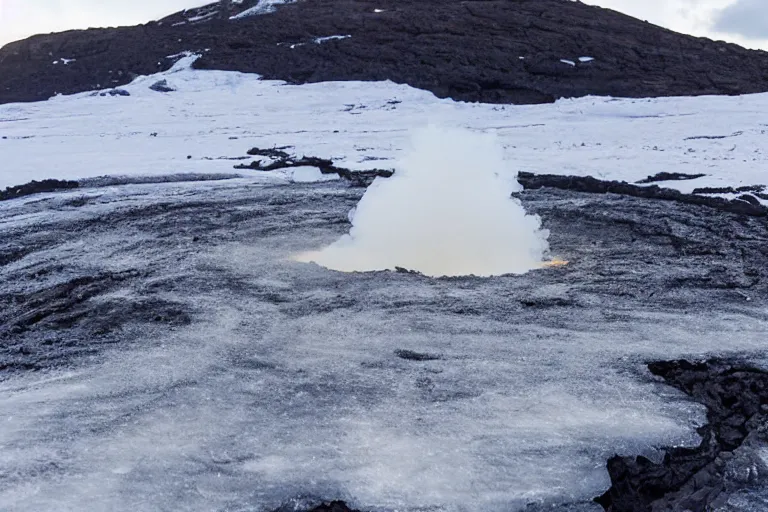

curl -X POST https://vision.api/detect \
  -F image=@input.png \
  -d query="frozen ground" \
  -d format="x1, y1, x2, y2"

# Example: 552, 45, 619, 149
1, 176, 767, 511
1, 55, 768, 511
1, 53, 767, 205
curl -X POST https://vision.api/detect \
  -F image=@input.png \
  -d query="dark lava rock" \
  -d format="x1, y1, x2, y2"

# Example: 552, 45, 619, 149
149, 79, 175, 92
395, 349, 441, 361
1, 271, 139, 336
247, 146, 293, 159
684, 132, 743, 141
3, 0, 768, 105
98, 88, 131, 97
0, 179, 79, 202
235, 147, 394, 183
307, 501, 359, 512
517, 173, 768, 217
635, 172, 706, 184
272, 499, 359, 512
737, 194, 761, 206
596, 359, 768, 512
693, 185, 767, 195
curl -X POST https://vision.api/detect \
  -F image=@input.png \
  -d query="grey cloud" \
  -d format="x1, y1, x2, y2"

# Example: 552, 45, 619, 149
713, 0, 768, 40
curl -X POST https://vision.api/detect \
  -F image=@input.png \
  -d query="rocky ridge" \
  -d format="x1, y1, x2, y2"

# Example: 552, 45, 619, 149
2, 0, 768, 105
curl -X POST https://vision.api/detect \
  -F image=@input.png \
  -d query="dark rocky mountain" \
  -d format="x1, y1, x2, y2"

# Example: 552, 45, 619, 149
2, 0, 768, 105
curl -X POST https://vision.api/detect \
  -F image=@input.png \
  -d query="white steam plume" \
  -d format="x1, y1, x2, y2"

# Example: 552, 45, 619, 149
298, 125, 550, 277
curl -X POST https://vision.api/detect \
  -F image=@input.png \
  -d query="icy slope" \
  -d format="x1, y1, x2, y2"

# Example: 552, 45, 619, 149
1, 54, 767, 204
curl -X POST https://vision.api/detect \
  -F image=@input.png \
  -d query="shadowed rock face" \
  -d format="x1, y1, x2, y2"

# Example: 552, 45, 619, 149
3, 0, 768, 105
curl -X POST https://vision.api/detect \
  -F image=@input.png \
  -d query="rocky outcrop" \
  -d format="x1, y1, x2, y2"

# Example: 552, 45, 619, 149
0, 179, 79, 201
3, 0, 768, 105
517, 173, 768, 217
235, 146, 394, 183
597, 359, 768, 512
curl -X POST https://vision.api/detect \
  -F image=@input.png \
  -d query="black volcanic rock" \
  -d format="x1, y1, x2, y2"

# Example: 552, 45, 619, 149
148, 79, 175, 92
635, 172, 706, 184
516, 172, 768, 217
597, 359, 768, 512
0, 179, 79, 201
234, 147, 394, 182
3, 0, 768, 105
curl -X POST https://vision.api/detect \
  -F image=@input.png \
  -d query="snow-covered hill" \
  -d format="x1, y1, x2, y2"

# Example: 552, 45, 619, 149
4, 0, 768, 106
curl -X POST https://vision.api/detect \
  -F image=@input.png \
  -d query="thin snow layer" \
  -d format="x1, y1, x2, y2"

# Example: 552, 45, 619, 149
300, 125, 550, 276
314, 35, 351, 44
230, 0, 295, 19
1, 55, 768, 203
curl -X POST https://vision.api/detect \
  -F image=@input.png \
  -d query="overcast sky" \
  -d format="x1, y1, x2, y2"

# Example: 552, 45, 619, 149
0, 0, 766, 50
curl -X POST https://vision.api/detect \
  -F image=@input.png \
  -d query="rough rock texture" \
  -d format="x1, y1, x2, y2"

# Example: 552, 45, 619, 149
236, 147, 394, 184
635, 173, 707, 184
597, 359, 768, 512
516, 173, 768, 217
3, 0, 768, 105
0, 179, 79, 201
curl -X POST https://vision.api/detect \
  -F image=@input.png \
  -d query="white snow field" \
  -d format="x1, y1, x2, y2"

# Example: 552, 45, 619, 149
1, 53, 768, 512
1, 52, 767, 202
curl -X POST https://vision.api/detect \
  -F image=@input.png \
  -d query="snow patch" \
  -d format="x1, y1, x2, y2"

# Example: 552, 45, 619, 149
187, 11, 218, 23
1, 52, 767, 199
288, 166, 340, 183
230, 0, 296, 19
314, 35, 352, 44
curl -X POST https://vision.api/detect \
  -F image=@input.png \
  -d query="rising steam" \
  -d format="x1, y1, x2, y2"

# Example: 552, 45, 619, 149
297, 125, 550, 277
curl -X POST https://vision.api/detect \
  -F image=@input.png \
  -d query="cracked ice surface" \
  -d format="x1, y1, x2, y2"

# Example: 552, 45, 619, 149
1, 178, 767, 511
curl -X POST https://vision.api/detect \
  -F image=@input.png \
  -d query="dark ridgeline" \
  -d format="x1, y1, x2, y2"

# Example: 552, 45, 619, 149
1, 0, 768, 105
